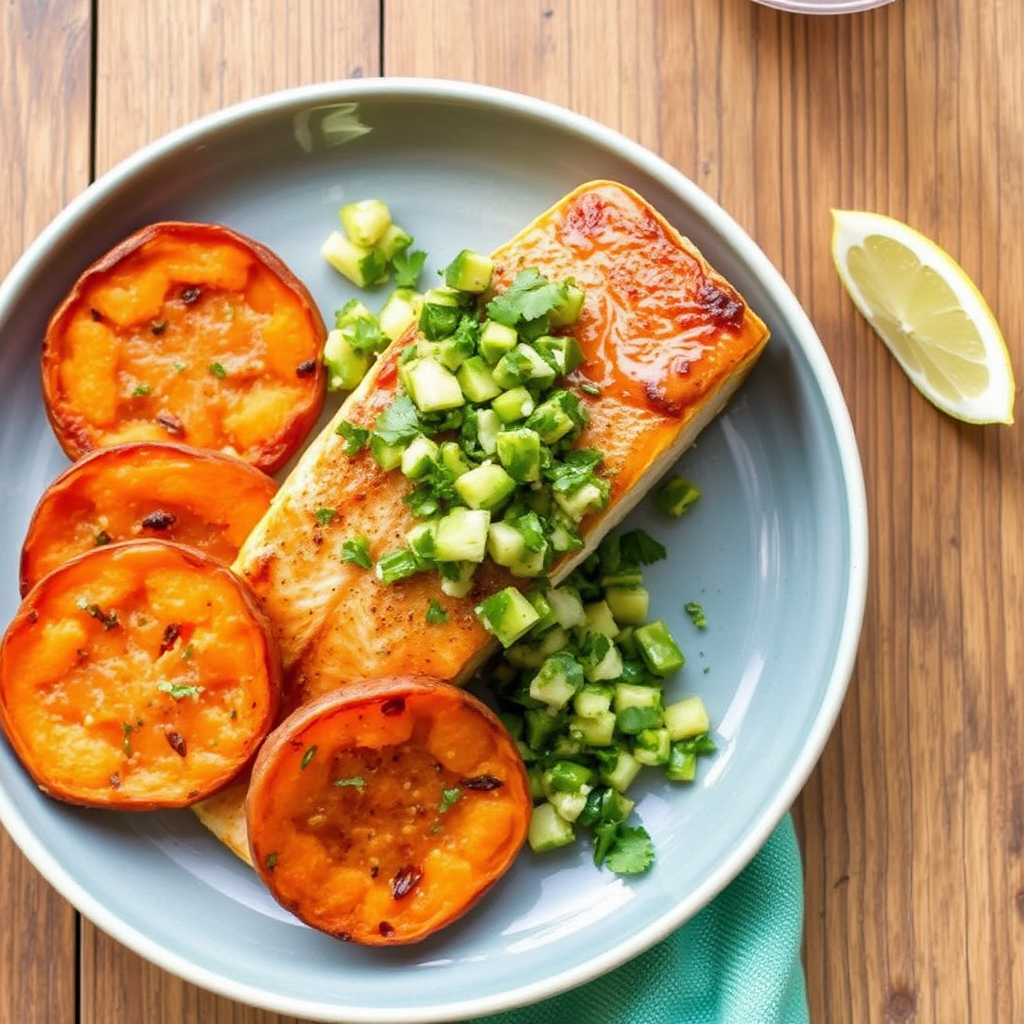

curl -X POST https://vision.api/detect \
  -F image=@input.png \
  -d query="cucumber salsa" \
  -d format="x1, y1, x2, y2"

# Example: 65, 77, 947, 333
321, 200, 715, 874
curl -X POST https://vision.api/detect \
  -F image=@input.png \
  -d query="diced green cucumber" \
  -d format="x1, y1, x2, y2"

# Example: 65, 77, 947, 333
533, 334, 585, 375
474, 408, 501, 454
548, 281, 586, 326
553, 479, 610, 522
476, 586, 541, 647
663, 695, 711, 741
524, 706, 565, 750
439, 440, 472, 478
525, 391, 579, 443
525, 590, 558, 634
634, 620, 685, 677
400, 434, 439, 480
491, 386, 536, 423
496, 428, 542, 483
405, 519, 438, 561
654, 474, 702, 517
444, 249, 494, 293
376, 221, 413, 261
535, 626, 569, 656
477, 319, 519, 364
573, 684, 614, 718
528, 651, 584, 709
633, 727, 671, 766
404, 356, 465, 413
543, 760, 595, 794
439, 561, 476, 598
370, 434, 404, 472
340, 198, 392, 247
456, 355, 503, 403
613, 682, 664, 713
320, 230, 388, 287
492, 343, 557, 390
528, 801, 575, 852
378, 287, 422, 341
578, 786, 635, 827
599, 746, 644, 793
545, 586, 586, 630
322, 328, 372, 392
584, 600, 619, 639
603, 585, 650, 627
434, 508, 490, 563
665, 743, 698, 782
454, 463, 516, 512
487, 521, 527, 568
335, 298, 376, 327
507, 543, 548, 579
546, 789, 590, 823
580, 638, 623, 683
525, 763, 546, 799
569, 710, 617, 747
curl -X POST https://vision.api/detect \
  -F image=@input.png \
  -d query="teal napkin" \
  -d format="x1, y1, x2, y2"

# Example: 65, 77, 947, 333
468, 814, 808, 1024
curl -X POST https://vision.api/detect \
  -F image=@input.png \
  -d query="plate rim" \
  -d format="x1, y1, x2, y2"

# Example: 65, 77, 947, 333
0, 76, 868, 1022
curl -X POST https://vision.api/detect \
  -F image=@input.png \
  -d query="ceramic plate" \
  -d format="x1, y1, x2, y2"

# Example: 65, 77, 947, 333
0, 79, 866, 1022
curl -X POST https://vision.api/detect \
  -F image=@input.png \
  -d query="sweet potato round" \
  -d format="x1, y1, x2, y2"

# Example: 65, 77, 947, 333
41, 221, 327, 473
246, 676, 531, 945
19, 440, 277, 595
0, 539, 281, 809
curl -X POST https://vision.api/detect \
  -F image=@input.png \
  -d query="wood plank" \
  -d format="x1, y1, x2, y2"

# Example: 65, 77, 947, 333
0, 2, 92, 1023
81, 3, 380, 1021
385, 2, 1024, 1023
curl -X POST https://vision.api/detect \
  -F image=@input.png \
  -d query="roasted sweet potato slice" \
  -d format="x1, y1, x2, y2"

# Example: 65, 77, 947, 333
0, 540, 280, 808
40, 221, 327, 473
19, 441, 278, 595
246, 677, 531, 945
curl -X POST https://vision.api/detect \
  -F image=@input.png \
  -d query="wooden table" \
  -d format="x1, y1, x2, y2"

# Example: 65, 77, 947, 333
1, 2, 1020, 1021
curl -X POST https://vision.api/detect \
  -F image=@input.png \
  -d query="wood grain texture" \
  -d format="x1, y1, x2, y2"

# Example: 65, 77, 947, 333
0, 2, 91, 1023
81, 4, 379, 1022
3, 1, 1023, 1023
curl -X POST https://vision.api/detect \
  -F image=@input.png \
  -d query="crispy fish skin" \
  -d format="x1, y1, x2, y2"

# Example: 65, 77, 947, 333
194, 179, 770, 861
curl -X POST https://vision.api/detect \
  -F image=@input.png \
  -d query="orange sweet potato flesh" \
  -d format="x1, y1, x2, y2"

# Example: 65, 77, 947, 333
0, 540, 281, 808
41, 221, 327, 473
19, 440, 277, 595
245, 676, 531, 945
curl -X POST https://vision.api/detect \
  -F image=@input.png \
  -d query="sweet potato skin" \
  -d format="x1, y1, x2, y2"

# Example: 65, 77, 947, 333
0, 540, 281, 808
245, 676, 531, 945
19, 440, 278, 595
40, 221, 327, 473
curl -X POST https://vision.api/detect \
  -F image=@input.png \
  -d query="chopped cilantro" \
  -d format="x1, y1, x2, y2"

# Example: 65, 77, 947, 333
392, 248, 428, 289
373, 393, 421, 447
335, 419, 370, 455
76, 597, 119, 631
131, 383, 152, 397
599, 824, 655, 875
333, 776, 365, 789
300, 745, 317, 770
157, 681, 205, 700
181, 643, 195, 661
314, 507, 338, 527
619, 528, 667, 566
685, 601, 708, 629
580, 381, 601, 396
341, 534, 373, 569
208, 362, 227, 379
121, 722, 133, 754
266, 851, 278, 871
425, 599, 449, 624
438, 787, 462, 813
347, 317, 388, 354
486, 268, 566, 329
94, 530, 112, 546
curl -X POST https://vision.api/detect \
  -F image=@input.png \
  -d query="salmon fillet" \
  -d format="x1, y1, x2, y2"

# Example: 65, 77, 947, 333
194, 179, 770, 861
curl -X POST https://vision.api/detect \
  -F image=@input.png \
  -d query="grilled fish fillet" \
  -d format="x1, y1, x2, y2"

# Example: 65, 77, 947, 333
194, 179, 770, 862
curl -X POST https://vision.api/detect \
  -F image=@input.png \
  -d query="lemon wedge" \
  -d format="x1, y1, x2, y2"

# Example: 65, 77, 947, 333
831, 209, 1015, 425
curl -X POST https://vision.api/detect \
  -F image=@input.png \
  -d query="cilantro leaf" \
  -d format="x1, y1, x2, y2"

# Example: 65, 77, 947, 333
335, 419, 369, 455
425, 599, 449, 624
347, 317, 388, 354
157, 681, 205, 700
593, 822, 654, 875
341, 535, 373, 569
372, 393, 421, 447
486, 268, 566, 328
685, 601, 708, 629
619, 528, 667, 566
314, 507, 338, 527
358, 248, 387, 285
392, 248, 428, 289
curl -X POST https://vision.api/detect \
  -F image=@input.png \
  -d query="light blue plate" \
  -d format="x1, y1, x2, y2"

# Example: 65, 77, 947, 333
0, 79, 867, 1022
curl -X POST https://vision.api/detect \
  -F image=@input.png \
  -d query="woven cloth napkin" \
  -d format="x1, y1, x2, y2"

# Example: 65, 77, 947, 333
467, 813, 808, 1024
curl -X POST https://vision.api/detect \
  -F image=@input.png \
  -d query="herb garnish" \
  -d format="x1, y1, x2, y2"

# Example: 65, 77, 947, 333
341, 535, 373, 569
